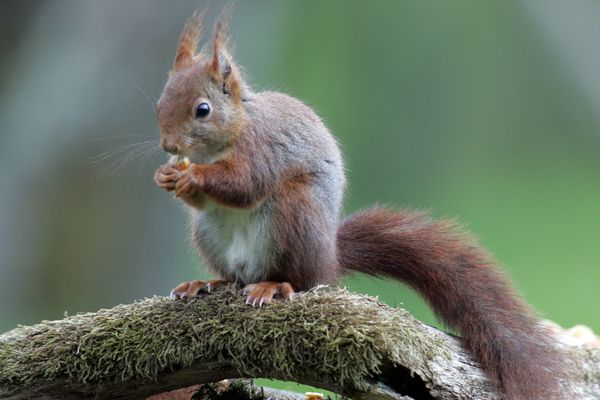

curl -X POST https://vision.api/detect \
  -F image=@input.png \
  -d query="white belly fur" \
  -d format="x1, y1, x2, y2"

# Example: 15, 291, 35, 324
196, 201, 271, 283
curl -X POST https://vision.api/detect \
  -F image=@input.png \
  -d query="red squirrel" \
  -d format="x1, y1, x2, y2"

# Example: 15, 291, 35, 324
153, 8, 569, 400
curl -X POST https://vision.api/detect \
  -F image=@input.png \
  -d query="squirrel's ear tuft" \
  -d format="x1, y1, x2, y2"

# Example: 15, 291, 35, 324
208, 4, 244, 104
173, 9, 205, 71
208, 4, 231, 76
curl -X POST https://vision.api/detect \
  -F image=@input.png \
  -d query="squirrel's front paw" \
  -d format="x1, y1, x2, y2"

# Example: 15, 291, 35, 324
175, 166, 205, 198
154, 165, 180, 191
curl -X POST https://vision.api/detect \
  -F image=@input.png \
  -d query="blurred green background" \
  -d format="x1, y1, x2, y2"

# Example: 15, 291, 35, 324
1, 0, 598, 343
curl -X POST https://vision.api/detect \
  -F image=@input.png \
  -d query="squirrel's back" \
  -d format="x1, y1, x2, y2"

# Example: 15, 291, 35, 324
245, 91, 344, 177
243, 90, 345, 222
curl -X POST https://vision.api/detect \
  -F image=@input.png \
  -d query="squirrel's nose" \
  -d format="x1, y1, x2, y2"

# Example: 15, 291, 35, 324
161, 140, 180, 155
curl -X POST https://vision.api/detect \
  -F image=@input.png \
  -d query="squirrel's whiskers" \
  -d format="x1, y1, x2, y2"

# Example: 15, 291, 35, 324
92, 139, 160, 177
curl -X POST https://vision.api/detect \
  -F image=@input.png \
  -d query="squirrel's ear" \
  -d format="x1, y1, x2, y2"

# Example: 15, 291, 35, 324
173, 9, 205, 71
208, 4, 244, 103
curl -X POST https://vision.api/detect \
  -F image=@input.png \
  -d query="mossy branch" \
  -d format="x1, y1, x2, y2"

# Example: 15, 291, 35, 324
0, 286, 598, 399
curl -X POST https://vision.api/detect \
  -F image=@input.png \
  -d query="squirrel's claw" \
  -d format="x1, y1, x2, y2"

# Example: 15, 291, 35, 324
174, 165, 206, 198
170, 280, 204, 299
154, 165, 180, 192
243, 281, 295, 307
170, 279, 229, 299
174, 169, 202, 198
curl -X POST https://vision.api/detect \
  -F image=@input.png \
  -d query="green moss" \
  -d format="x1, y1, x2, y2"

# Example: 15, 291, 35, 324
0, 286, 446, 393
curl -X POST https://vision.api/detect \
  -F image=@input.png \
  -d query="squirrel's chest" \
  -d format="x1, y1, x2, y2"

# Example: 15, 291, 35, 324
193, 203, 273, 283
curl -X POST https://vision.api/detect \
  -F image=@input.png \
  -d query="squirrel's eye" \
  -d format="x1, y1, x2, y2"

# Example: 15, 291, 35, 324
195, 102, 211, 119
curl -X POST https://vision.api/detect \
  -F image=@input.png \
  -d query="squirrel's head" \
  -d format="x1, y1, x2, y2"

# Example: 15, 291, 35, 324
157, 7, 247, 162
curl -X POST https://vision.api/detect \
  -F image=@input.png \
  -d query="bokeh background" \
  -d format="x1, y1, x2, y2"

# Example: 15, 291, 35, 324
1, 0, 599, 350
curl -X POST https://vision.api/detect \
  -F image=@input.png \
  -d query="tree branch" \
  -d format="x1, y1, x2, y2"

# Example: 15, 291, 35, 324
0, 286, 598, 399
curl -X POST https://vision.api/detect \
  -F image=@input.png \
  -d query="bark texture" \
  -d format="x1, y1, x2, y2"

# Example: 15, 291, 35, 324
0, 286, 597, 399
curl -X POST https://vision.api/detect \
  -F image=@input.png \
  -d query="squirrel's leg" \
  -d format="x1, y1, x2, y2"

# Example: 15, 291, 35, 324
170, 279, 230, 299
242, 282, 295, 307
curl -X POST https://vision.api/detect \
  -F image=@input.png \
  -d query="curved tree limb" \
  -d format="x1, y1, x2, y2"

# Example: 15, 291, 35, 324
0, 286, 598, 399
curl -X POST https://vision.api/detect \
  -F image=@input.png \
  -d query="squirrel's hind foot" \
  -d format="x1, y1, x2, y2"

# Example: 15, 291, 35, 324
243, 281, 295, 307
170, 279, 230, 299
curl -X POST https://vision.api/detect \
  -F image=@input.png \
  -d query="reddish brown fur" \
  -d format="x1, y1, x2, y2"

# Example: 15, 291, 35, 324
270, 171, 340, 290
337, 207, 568, 399
209, 7, 229, 77
175, 133, 276, 208
173, 10, 205, 71
207, 4, 243, 105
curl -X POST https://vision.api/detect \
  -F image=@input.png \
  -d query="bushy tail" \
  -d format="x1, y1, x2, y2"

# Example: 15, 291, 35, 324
337, 207, 567, 399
